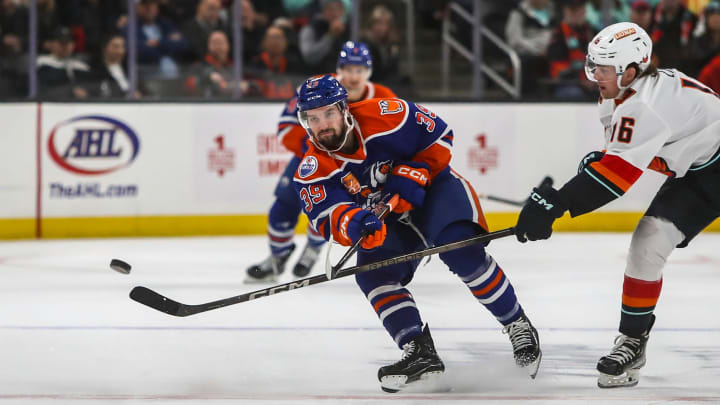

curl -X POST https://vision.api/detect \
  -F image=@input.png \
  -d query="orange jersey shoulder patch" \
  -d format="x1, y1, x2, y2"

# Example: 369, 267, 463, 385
350, 98, 409, 141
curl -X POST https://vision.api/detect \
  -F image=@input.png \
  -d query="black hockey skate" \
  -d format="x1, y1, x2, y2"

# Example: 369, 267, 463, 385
244, 246, 294, 283
292, 243, 321, 277
597, 315, 655, 388
378, 325, 445, 393
502, 313, 542, 378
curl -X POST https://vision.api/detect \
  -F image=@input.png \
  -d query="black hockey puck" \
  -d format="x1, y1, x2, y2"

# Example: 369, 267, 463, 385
110, 259, 132, 274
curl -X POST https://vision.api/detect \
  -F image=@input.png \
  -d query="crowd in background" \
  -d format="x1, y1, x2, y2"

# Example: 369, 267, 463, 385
503, 0, 720, 99
0, 0, 718, 100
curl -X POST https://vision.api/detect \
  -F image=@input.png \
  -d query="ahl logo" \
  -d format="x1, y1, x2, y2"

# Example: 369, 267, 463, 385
467, 133, 499, 175
48, 115, 139, 175
298, 156, 318, 178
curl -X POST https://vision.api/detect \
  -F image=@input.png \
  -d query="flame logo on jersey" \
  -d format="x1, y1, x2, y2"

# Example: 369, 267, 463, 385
341, 172, 362, 194
379, 99, 404, 115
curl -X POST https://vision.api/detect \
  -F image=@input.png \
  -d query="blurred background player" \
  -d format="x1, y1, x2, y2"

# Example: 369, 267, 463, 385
514, 22, 720, 388
245, 41, 397, 283
293, 75, 541, 392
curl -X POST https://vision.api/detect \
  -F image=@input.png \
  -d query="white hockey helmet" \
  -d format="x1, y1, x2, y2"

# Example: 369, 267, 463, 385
585, 22, 652, 87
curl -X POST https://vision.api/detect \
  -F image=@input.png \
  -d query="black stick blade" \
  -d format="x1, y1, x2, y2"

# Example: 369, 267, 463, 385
130, 286, 183, 316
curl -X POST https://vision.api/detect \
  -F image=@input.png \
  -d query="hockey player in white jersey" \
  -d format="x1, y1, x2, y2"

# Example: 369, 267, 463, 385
514, 22, 720, 388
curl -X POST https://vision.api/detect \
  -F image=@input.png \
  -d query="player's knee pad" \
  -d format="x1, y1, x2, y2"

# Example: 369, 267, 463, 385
268, 198, 303, 231
436, 221, 488, 277
625, 216, 685, 281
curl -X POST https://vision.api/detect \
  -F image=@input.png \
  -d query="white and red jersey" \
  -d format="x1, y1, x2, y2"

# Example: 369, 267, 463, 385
594, 69, 720, 192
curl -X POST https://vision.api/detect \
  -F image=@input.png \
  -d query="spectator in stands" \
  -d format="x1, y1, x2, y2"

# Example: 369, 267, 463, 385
60, 0, 126, 57
240, 0, 269, 62
250, 0, 288, 25
157, 0, 198, 25
585, 0, 630, 32
248, 25, 300, 99
88, 34, 147, 98
362, 4, 401, 83
690, 0, 720, 75
298, 0, 349, 72
282, 0, 350, 19
698, 53, 720, 94
630, 0, 653, 32
122, 0, 190, 79
37, 26, 92, 99
548, 0, 596, 99
505, 0, 555, 96
37, 0, 60, 52
650, 0, 697, 70
182, 0, 231, 62
1, 0, 28, 56
1, 0, 29, 97
185, 30, 254, 98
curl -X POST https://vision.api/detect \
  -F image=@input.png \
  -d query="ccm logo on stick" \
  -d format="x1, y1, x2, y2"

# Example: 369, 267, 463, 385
248, 279, 311, 300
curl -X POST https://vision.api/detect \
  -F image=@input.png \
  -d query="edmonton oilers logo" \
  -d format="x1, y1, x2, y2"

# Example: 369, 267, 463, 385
299, 156, 318, 178
48, 115, 140, 175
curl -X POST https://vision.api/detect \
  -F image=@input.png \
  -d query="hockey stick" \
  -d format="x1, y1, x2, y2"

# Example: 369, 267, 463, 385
476, 176, 554, 207
325, 194, 400, 280
129, 227, 515, 317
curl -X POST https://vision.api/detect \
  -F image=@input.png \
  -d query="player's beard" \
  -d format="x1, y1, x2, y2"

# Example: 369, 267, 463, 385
315, 123, 348, 151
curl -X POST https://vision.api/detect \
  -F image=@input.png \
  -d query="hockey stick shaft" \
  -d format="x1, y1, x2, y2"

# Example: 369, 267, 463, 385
476, 176, 554, 207
129, 227, 515, 317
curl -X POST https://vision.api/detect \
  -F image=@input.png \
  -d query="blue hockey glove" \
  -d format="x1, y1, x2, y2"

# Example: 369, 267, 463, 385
334, 207, 387, 249
516, 185, 568, 243
578, 151, 605, 174
383, 161, 430, 213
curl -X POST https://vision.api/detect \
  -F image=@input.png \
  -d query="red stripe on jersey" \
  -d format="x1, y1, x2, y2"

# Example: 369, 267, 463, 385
589, 154, 643, 192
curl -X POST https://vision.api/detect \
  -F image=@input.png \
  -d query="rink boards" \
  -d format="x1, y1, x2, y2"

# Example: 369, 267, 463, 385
0, 102, 717, 239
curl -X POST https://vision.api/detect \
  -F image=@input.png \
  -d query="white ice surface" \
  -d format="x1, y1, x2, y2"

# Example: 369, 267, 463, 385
0, 233, 719, 404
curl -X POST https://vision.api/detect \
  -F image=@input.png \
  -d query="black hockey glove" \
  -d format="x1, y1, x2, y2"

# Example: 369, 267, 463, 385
516, 185, 568, 243
577, 151, 604, 174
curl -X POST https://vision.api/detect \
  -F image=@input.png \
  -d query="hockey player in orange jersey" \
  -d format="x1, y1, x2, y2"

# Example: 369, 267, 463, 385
245, 41, 396, 283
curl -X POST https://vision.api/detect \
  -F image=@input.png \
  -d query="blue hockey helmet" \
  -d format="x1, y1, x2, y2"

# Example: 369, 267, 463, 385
297, 75, 348, 113
296, 75, 355, 153
337, 41, 373, 70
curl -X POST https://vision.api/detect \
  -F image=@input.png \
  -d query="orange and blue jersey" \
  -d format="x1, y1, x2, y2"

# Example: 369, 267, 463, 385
293, 98, 461, 243
277, 80, 397, 158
